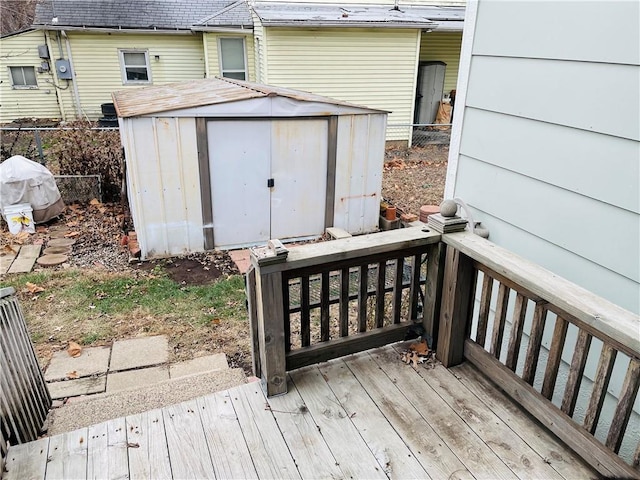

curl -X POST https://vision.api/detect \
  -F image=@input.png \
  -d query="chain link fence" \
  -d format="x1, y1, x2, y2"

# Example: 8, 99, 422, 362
386, 123, 452, 148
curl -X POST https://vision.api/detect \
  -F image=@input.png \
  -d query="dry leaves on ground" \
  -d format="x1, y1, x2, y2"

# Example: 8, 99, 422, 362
67, 341, 83, 358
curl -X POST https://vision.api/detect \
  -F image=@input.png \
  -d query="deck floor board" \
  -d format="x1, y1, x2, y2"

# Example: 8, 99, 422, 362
5, 345, 599, 480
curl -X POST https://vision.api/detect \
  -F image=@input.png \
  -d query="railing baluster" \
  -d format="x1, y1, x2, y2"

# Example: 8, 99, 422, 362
392, 257, 404, 324
605, 358, 640, 453
541, 316, 569, 400
561, 329, 593, 416
583, 343, 617, 434
321, 272, 330, 342
358, 265, 368, 332
476, 273, 493, 347
301, 276, 311, 347
339, 268, 350, 337
423, 243, 446, 340
489, 283, 510, 358
375, 261, 386, 328
522, 302, 548, 385
505, 293, 528, 371
408, 254, 422, 320
283, 278, 291, 353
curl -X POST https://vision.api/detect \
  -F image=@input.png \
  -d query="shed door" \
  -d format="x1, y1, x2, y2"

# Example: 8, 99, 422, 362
209, 120, 271, 248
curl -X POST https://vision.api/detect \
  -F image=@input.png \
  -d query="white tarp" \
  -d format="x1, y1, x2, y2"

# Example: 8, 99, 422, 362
0, 155, 65, 223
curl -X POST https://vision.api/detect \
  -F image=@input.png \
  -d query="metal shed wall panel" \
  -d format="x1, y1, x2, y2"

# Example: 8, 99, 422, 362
122, 116, 204, 258
333, 113, 386, 234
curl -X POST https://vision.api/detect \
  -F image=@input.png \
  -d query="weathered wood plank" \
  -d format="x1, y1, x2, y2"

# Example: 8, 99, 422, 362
424, 242, 446, 339
541, 316, 569, 400
125, 409, 172, 479
301, 275, 311, 347
45, 428, 88, 480
196, 116, 214, 249
489, 283, 510, 359
505, 293, 528, 371
476, 272, 494, 347
357, 264, 368, 332
318, 358, 430, 479
408, 253, 422, 321
339, 267, 349, 336
392, 257, 404, 325
290, 366, 387, 479
197, 391, 258, 479
320, 271, 330, 342
283, 278, 291, 352
230, 382, 301, 480
605, 358, 640, 453
583, 343, 617, 434
412, 360, 564, 479
163, 400, 215, 479
7, 245, 41, 274
0, 246, 18, 275
246, 266, 261, 377
561, 329, 592, 416
345, 351, 470, 479
87, 417, 128, 480
267, 376, 344, 479
436, 247, 476, 367
522, 302, 548, 385
375, 261, 386, 328
369, 347, 514, 479
464, 340, 637, 479
443, 231, 640, 358
453, 363, 599, 480
4, 437, 49, 480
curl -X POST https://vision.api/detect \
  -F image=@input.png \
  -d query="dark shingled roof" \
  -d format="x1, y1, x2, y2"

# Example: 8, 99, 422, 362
33, 0, 252, 30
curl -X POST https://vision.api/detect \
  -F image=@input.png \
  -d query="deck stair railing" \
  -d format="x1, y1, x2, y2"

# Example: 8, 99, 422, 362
0, 287, 52, 474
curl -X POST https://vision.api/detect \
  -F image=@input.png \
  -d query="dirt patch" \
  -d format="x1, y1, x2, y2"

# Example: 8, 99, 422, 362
134, 254, 239, 286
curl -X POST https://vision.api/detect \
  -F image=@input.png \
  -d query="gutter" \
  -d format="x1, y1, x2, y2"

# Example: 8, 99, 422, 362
190, 26, 253, 33
259, 20, 435, 28
34, 25, 194, 35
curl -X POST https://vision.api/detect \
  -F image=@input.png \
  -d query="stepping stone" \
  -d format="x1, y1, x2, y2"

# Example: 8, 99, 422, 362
43, 246, 72, 255
45, 346, 111, 382
48, 230, 70, 239
169, 354, 228, 379
48, 376, 106, 400
106, 366, 169, 394
110, 335, 169, 372
36, 254, 68, 266
48, 238, 75, 248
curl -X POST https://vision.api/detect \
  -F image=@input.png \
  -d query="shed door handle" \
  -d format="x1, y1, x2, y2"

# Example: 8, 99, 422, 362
267, 178, 274, 188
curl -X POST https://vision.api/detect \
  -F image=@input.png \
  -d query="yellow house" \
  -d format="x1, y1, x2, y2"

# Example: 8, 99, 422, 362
1, 0, 464, 142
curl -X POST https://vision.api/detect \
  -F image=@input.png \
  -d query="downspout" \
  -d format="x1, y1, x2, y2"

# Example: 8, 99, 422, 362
202, 33, 211, 78
61, 30, 83, 118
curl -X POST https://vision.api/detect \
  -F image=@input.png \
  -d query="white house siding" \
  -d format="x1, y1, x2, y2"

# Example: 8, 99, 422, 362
59, 32, 205, 120
265, 27, 419, 137
203, 32, 255, 82
448, 0, 640, 462
250, 11, 266, 82
0, 30, 62, 123
419, 31, 462, 94
121, 116, 204, 258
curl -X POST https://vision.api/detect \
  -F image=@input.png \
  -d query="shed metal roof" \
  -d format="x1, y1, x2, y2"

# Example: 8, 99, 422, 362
113, 77, 385, 118
251, 2, 464, 29
33, 0, 252, 30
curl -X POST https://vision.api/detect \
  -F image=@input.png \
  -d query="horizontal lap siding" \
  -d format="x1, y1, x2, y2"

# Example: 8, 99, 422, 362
420, 32, 462, 93
0, 30, 62, 122
203, 33, 255, 82
265, 28, 419, 129
67, 33, 205, 120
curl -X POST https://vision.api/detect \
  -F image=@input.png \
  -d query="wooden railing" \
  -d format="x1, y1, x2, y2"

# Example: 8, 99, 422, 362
437, 231, 640, 479
247, 227, 442, 396
0, 287, 52, 474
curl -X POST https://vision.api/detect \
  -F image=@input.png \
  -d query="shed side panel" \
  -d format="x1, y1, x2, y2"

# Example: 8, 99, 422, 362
419, 31, 463, 94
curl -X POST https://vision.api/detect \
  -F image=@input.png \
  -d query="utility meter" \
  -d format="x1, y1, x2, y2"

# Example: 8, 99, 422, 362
55, 59, 73, 80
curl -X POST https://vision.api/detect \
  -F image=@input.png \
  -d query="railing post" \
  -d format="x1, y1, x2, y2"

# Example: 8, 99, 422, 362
250, 241, 289, 397
436, 244, 475, 367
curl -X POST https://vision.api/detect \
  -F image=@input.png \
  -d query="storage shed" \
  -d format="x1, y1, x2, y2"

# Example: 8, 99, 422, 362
113, 77, 387, 258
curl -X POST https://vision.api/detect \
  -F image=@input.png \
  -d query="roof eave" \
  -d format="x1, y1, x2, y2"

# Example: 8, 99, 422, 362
33, 25, 195, 35
190, 25, 253, 33
260, 20, 435, 29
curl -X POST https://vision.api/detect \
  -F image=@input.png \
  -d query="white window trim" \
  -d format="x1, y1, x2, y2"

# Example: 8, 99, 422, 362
217, 37, 248, 81
8, 66, 38, 89
118, 49, 152, 85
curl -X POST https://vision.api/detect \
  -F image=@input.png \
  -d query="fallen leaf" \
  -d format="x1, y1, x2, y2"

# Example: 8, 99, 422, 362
25, 282, 45, 294
66, 221, 79, 227
36, 226, 48, 233
2, 244, 18, 255
66, 370, 79, 379
13, 231, 30, 244
211, 318, 221, 325
409, 339, 429, 356
64, 231, 81, 238
67, 341, 82, 358
89, 198, 102, 206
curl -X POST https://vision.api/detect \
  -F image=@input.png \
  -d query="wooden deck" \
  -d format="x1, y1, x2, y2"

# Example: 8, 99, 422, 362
5, 345, 598, 480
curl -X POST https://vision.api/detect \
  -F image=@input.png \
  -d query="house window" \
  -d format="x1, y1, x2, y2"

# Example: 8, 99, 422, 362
9, 66, 37, 89
218, 38, 247, 80
119, 50, 151, 84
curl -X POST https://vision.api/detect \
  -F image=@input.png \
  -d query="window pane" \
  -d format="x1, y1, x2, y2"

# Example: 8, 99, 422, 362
223, 71, 246, 81
9, 66, 36, 86
23, 67, 36, 85
123, 52, 147, 67
126, 67, 149, 81
220, 38, 245, 71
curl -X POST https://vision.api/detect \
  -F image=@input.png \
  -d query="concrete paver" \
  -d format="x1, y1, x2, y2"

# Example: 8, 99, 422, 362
106, 366, 169, 394
109, 335, 169, 372
47, 376, 106, 400
228, 249, 251, 274
44, 346, 111, 382
169, 354, 228, 379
